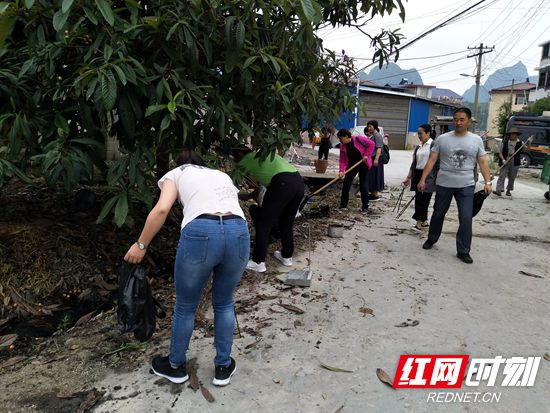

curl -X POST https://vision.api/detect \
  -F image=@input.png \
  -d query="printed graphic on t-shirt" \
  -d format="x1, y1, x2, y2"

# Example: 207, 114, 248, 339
449, 149, 468, 168
215, 186, 236, 201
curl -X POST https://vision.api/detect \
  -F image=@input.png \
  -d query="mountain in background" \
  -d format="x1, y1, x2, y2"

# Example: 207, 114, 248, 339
462, 61, 538, 103
358, 62, 423, 86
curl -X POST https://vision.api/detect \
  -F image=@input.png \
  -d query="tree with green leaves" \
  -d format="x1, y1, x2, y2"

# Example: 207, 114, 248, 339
0, 0, 404, 226
522, 95, 550, 116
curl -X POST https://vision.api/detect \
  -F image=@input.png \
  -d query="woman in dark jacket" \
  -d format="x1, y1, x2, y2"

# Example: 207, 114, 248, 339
401, 124, 437, 231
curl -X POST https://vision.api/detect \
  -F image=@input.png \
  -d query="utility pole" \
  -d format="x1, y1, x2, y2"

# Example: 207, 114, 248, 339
509, 78, 515, 107
466, 43, 494, 122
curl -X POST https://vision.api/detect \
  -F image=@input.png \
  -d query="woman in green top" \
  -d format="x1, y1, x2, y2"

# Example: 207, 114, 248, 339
233, 147, 305, 273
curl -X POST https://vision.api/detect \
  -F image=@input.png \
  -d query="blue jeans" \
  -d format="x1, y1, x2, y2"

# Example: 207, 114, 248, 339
169, 216, 249, 367
427, 185, 474, 254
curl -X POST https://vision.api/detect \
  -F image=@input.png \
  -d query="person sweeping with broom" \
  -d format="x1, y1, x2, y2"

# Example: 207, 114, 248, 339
337, 128, 375, 213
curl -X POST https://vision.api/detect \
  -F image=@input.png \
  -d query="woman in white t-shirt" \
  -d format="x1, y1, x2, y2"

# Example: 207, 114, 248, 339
124, 149, 249, 387
401, 124, 437, 231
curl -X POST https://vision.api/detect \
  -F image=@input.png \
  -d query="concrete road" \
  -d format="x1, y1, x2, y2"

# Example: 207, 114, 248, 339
93, 150, 550, 412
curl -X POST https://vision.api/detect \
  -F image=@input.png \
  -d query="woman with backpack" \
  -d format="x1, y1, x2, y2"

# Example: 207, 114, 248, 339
365, 120, 385, 201
123, 149, 249, 387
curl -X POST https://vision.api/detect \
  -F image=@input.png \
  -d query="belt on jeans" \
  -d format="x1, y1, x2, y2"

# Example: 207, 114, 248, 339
197, 214, 241, 221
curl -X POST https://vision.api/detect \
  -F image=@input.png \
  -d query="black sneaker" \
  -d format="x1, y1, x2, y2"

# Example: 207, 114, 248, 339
457, 253, 473, 264
151, 356, 189, 384
422, 240, 434, 250
361, 207, 369, 214
213, 357, 236, 386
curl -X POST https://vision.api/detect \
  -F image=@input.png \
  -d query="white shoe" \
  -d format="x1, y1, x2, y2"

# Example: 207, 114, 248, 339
246, 260, 266, 273
273, 251, 292, 266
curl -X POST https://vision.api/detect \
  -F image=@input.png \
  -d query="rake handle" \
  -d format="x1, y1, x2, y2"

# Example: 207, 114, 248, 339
309, 158, 365, 197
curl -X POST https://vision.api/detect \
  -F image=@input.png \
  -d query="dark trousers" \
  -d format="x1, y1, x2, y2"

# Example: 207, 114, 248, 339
412, 191, 433, 222
340, 162, 369, 209
318, 141, 330, 160
427, 185, 475, 254
251, 172, 304, 263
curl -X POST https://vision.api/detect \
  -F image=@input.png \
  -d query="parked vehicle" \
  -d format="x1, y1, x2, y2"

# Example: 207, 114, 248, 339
505, 115, 550, 167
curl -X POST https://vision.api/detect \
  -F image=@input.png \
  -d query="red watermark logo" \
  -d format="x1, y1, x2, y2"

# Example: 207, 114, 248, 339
393, 355, 469, 388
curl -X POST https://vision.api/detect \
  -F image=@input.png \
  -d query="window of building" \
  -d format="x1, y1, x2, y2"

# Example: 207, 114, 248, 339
515, 95, 527, 105
538, 71, 549, 90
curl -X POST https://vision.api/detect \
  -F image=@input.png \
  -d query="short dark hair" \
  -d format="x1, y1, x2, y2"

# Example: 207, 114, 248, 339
419, 124, 432, 134
454, 107, 472, 118
176, 149, 206, 167
367, 120, 379, 132
337, 128, 351, 138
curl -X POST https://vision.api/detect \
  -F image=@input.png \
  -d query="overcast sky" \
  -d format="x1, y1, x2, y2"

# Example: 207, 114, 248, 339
318, 0, 550, 95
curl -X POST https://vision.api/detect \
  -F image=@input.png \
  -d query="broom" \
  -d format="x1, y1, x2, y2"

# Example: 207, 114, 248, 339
298, 158, 365, 212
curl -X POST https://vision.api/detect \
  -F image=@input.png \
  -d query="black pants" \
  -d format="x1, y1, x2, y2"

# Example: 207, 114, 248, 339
251, 172, 304, 263
412, 191, 433, 222
340, 162, 369, 209
318, 141, 331, 160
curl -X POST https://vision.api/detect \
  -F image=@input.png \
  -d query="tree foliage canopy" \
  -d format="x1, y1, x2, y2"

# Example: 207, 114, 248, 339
0, 0, 404, 225
522, 95, 550, 116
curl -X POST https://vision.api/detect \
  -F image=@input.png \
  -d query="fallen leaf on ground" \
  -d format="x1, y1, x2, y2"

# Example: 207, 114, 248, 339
519, 270, 544, 279
277, 303, 305, 314
358, 307, 374, 317
376, 368, 394, 388
189, 372, 199, 392
73, 312, 94, 328
544, 353, 550, 362
0, 356, 26, 369
334, 406, 344, 413
272, 378, 282, 384
245, 339, 262, 349
258, 294, 278, 300
0, 333, 17, 348
200, 385, 215, 403
94, 274, 118, 291
320, 363, 354, 373
57, 390, 87, 399
77, 388, 105, 413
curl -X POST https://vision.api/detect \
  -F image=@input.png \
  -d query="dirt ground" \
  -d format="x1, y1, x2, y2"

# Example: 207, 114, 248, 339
1, 147, 549, 413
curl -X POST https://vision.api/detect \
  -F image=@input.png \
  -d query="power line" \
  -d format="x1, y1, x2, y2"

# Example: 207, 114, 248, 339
481, 0, 547, 75
469, 0, 515, 47
341, 49, 469, 62
354, 0, 494, 74
365, 56, 469, 82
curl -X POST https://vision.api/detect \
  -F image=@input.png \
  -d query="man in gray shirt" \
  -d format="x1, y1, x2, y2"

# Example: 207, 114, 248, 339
418, 107, 492, 264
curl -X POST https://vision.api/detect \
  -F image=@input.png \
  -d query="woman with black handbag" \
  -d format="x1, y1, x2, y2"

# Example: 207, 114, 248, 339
401, 124, 437, 231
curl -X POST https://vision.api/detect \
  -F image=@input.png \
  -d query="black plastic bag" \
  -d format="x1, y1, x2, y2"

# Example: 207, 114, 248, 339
473, 190, 489, 217
117, 263, 166, 342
